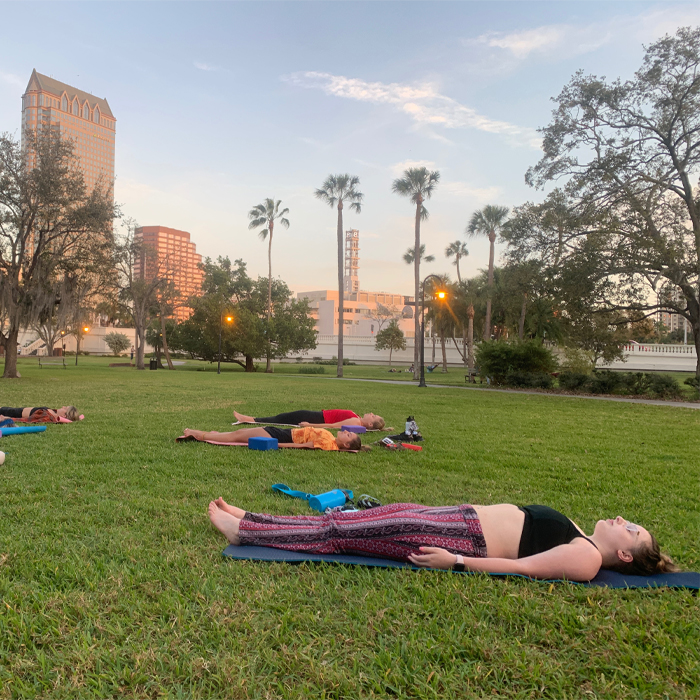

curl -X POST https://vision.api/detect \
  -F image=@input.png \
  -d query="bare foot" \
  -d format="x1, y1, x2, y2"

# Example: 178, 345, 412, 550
208, 501, 241, 544
184, 428, 206, 441
215, 497, 247, 519
234, 411, 255, 423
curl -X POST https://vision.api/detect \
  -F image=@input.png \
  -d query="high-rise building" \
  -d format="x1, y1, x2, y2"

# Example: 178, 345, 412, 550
21, 69, 116, 194
344, 229, 360, 293
135, 226, 204, 321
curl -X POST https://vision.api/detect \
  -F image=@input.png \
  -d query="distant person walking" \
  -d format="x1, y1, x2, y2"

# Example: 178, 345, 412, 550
130, 345, 135, 361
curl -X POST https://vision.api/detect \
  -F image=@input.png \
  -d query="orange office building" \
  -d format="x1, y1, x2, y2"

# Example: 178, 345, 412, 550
135, 226, 204, 321
22, 69, 116, 194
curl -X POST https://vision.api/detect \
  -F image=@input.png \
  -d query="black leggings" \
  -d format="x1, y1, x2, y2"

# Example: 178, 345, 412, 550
262, 427, 294, 443
254, 410, 324, 425
0, 407, 50, 418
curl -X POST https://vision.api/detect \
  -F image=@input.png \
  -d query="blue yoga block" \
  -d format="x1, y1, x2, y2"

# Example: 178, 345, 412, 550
341, 425, 366, 433
249, 437, 278, 451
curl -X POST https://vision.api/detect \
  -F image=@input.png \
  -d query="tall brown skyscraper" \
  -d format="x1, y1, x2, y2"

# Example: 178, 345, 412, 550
22, 69, 116, 193
135, 226, 204, 321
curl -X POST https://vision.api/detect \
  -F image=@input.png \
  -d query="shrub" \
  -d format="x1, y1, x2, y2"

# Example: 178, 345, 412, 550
560, 346, 594, 374
505, 371, 554, 389
647, 374, 682, 399
557, 372, 590, 391
620, 372, 651, 396
475, 340, 558, 384
299, 365, 325, 374
684, 376, 700, 389
586, 370, 624, 394
104, 331, 131, 356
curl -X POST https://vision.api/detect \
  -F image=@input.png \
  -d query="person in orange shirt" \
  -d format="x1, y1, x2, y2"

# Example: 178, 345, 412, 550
182, 425, 365, 451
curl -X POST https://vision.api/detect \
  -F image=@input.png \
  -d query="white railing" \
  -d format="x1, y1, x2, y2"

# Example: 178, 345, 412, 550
622, 343, 696, 355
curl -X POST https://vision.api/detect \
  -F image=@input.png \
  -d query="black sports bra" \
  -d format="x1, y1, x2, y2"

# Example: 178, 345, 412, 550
518, 505, 597, 558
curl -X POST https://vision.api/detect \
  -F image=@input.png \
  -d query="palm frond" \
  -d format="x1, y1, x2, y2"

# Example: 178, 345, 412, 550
248, 217, 267, 230
257, 227, 270, 241
280, 217, 290, 229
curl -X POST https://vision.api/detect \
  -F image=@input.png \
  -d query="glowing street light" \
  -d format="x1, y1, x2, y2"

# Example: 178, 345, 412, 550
419, 275, 447, 388
218, 313, 234, 375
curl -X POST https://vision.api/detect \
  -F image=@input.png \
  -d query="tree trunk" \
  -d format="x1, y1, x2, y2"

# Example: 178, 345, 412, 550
456, 257, 462, 284
413, 199, 422, 380
462, 325, 468, 367
431, 332, 436, 364
693, 319, 700, 379
440, 332, 447, 372
389, 347, 393, 367
484, 231, 496, 341
1, 328, 20, 378
265, 224, 273, 373
337, 202, 344, 378
135, 322, 146, 370
160, 310, 174, 370
519, 292, 528, 340
245, 355, 255, 372
467, 305, 474, 372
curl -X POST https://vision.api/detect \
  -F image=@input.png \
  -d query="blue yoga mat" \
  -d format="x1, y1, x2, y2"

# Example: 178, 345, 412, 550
222, 545, 700, 590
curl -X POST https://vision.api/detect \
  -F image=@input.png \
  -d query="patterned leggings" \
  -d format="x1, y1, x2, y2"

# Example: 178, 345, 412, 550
239, 503, 487, 562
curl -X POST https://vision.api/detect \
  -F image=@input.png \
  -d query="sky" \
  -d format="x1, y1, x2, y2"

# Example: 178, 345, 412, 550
2, 1, 700, 296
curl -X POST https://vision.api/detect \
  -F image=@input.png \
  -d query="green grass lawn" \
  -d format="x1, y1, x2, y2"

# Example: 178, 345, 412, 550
1, 357, 698, 699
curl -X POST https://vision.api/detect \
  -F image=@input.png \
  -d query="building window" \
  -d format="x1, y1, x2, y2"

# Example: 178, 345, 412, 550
93, 108, 99, 123
72, 101, 79, 115
83, 104, 89, 120
38, 94, 44, 106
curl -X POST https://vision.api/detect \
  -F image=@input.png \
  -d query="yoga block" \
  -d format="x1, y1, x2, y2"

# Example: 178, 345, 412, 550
249, 437, 278, 451
341, 425, 366, 433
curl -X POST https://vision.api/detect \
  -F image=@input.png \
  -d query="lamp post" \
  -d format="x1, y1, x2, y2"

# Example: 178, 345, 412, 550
418, 275, 446, 388
76, 326, 90, 366
218, 313, 234, 375
60, 330, 65, 356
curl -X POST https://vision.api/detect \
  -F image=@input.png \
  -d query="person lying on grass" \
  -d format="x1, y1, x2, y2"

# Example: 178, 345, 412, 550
207, 499, 678, 582
183, 426, 369, 452
234, 409, 385, 430
0, 405, 79, 422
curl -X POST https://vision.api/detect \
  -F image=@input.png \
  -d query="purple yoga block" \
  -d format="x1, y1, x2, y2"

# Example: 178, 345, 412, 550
249, 437, 278, 451
341, 425, 366, 433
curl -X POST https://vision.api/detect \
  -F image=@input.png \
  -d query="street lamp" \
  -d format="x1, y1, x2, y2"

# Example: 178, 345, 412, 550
76, 326, 90, 366
60, 330, 65, 356
218, 314, 234, 375
419, 275, 446, 388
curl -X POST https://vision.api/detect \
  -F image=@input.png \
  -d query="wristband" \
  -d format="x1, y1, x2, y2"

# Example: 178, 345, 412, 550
452, 554, 465, 572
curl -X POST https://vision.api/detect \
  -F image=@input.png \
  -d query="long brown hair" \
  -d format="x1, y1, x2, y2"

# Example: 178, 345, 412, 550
608, 535, 679, 575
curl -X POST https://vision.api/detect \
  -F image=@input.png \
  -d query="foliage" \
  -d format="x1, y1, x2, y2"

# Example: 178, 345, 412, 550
586, 370, 624, 395
646, 373, 682, 399
403, 244, 435, 265
560, 346, 595, 374
475, 340, 558, 383
168, 257, 316, 371
504, 371, 554, 389
0, 128, 114, 377
523, 27, 700, 377
374, 320, 406, 366
298, 365, 325, 374
557, 371, 590, 391
104, 332, 130, 356
444, 241, 469, 283
369, 303, 399, 333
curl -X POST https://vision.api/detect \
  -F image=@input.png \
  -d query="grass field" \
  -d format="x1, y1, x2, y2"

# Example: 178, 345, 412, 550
1, 357, 698, 699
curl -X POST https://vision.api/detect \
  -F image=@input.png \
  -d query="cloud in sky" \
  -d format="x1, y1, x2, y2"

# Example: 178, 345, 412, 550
284, 71, 540, 148
475, 5, 700, 61
194, 61, 220, 72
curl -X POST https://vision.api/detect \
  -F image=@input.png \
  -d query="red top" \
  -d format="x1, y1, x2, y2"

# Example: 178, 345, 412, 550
322, 409, 359, 424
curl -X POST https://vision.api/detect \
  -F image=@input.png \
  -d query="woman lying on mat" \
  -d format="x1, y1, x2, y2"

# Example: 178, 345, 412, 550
207, 499, 678, 581
0, 405, 79, 422
183, 426, 369, 452
233, 409, 385, 430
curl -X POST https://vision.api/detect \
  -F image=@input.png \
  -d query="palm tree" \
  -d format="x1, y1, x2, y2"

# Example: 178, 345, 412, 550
392, 167, 440, 379
444, 241, 469, 283
315, 175, 363, 378
403, 244, 435, 265
467, 205, 509, 341
248, 198, 290, 372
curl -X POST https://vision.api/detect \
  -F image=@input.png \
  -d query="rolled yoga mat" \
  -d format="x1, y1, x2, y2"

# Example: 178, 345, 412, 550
222, 545, 700, 590
0, 425, 47, 437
